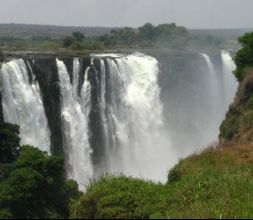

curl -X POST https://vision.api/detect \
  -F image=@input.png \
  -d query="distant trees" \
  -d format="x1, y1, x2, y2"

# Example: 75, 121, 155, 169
234, 32, 253, 81
0, 122, 80, 219
63, 32, 104, 50
0, 49, 4, 62
98, 23, 189, 48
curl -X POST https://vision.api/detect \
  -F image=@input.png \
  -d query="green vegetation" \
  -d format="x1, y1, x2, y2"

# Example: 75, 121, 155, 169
0, 49, 3, 62
63, 32, 104, 51
0, 123, 80, 219
234, 32, 253, 81
0, 123, 20, 164
70, 144, 253, 219
220, 32, 253, 142
98, 23, 221, 48
0, 23, 224, 52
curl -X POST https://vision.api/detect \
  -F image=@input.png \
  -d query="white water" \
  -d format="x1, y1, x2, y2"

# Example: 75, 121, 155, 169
97, 53, 174, 182
0, 52, 238, 190
221, 50, 238, 107
198, 52, 238, 147
201, 53, 222, 136
56, 58, 93, 190
0, 59, 51, 153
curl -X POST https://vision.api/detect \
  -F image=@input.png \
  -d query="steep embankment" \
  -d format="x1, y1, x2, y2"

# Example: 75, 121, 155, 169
220, 70, 253, 144
70, 34, 253, 218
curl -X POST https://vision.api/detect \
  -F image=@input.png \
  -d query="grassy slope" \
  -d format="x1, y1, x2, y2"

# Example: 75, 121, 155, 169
70, 143, 253, 219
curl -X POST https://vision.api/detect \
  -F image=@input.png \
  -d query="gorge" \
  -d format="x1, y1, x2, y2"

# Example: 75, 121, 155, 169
0, 50, 238, 190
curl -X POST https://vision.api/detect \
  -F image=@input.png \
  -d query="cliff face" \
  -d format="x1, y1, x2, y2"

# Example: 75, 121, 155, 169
31, 58, 64, 155
220, 71, 253, 144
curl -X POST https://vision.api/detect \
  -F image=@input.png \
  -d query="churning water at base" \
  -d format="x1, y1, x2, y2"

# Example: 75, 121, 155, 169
57, 58, 93, 190
0, 59, 50, 153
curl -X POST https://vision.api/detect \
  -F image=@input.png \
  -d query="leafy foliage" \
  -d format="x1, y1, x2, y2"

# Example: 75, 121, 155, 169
99, 23, 190, 48
0, 123, 20, 164
0, 49, 4, 62
220, 33, 253, 142
0, 123, 80, 219
63, 32, 104, 50
234, 32, 253, 81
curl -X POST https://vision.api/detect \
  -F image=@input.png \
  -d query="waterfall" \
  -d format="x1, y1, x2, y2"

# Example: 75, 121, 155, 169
221, 50, 238, 107
0, 52, 239, 190
201, 53, 221, 130
56, 58, 93, 190
95, 53, 173, 182
0, 59, 51, 153
197, 52, 238, 147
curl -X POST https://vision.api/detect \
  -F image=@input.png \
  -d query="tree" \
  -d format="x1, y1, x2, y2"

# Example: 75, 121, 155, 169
72, 32, 85, 42
63, 36, 74, 48
0, 50, 3, 62
235, 32, 253, 81
138, 23, 156, 41
0, 143, 80, 219
0, 123, 21, 164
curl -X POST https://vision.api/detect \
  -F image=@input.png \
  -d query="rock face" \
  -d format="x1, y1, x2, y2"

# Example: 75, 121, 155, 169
220, 72, 253, 144
31, 58, 64, 155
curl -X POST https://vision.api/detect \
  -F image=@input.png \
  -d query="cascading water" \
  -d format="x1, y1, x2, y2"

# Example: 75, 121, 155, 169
200, 52, 238, 145
0, 59, 51, 153
221, 50, 238, 107
201, 53, 221, 139
0, 51, 238, 190
95, 53, 174, 182
56, 58, 93, 190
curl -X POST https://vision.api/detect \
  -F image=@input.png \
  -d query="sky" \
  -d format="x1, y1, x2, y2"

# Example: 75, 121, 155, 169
0, 0, 252, 29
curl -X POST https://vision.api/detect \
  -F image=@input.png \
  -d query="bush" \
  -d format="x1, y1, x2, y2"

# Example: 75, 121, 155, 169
167, 166, 182, 183
0, 123, 21, 164
235, 32, 253, 81
0, 50, 4, 62
0, 123, 80, 219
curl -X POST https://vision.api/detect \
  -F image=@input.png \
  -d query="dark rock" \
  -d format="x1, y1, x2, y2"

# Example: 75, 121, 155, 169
32, 58, 64, 155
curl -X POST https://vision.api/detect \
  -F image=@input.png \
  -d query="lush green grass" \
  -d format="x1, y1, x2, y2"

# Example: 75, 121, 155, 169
70, 144, 253, 219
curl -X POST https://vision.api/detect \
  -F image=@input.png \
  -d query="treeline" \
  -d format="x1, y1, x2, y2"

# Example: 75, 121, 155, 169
234, 32, 253, 81
0, 23, 223, 51
0, 123, 80, 219
63, 23, 222, 50
98, 23, 189, 48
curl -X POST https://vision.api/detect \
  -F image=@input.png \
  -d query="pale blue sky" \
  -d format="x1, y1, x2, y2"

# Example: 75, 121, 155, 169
0, 0, 252, 28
